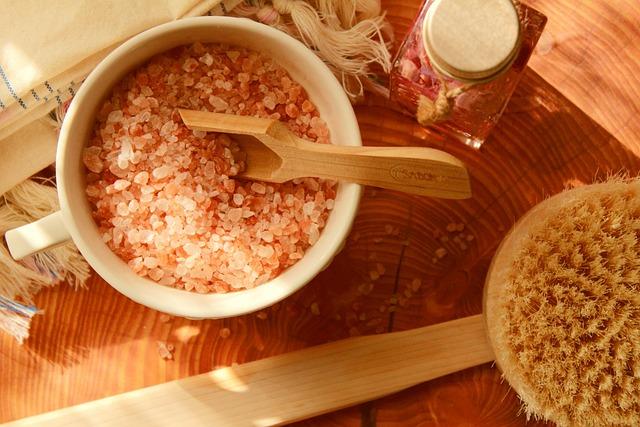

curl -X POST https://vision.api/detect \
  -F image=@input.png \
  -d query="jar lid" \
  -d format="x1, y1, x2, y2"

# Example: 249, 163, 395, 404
423, 0, 521, 82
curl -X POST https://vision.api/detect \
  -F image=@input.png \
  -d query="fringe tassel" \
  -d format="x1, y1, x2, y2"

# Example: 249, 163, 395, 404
0, 179, 91, 343
0, 296, 39, 344
232, 0, 392, 101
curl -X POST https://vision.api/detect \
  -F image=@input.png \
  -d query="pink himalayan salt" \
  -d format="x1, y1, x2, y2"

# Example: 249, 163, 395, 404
133, 171, 149, 185
113, 179, 131, 191
84, 43, 336, 293
157, 341, 174, 360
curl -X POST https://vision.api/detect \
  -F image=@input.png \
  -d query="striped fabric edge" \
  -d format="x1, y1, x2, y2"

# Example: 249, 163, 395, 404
0, 0, 239, 143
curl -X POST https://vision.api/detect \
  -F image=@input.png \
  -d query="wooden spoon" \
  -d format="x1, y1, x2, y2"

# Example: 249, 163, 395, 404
178, 109, 472, 200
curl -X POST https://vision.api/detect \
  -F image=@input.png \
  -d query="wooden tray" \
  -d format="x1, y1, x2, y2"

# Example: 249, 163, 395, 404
2, 0, 639, 425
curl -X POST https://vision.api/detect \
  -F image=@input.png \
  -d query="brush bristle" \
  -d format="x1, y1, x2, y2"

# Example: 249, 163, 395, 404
499, 180, 640, 426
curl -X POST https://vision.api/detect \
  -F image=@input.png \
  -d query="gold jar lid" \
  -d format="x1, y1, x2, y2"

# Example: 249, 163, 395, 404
423, 0, 522, 83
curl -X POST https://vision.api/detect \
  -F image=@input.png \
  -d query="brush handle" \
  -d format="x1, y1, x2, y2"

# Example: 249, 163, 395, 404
5, 315, 492, 427
280, 141, 472, 200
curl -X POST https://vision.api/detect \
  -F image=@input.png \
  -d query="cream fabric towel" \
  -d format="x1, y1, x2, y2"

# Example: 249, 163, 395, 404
0, 0, 236, 143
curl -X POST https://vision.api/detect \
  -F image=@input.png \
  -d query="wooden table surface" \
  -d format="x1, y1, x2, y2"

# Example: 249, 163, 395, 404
2, 0, 640, 425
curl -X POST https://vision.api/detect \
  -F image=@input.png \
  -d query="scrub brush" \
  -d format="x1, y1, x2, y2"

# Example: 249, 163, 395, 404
485, 178, 640, 427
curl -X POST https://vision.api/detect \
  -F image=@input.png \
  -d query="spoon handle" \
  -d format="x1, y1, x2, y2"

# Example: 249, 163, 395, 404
283, 141, 472, 199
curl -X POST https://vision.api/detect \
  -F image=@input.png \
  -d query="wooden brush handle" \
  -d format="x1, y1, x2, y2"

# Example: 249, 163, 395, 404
285, 141, 472, 200
5, 315, 492, 427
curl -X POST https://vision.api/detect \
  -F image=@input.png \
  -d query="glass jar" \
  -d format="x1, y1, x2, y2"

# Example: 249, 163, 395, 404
389, 0, 547, 149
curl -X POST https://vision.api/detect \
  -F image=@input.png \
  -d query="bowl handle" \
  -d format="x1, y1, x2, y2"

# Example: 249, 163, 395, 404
4, 211, 72, 260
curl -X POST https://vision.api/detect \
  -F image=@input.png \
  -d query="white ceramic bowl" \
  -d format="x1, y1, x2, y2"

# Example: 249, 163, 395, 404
7, 17, 362, 318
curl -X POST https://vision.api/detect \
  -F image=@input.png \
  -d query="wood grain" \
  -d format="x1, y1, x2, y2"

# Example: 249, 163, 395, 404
4, 316, 492, 427
526, 0, 640, 155
2, 0, 640, 426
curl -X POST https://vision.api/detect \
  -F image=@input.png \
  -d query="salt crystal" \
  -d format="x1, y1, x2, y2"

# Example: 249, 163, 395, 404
141, 185, 155, 195
113, 179, 131, 191
233, 193, 244, 206
180, 197, 196, 211
369, 270, 380, 281
157, 341, 173, 360
113, 228, 124, 246
139, 230, 155, 244
156, 199, 169, 211
152, 166, 171, 180
209, 95, 229, 111
149, 268, 164, 281
284, 194, 295, 207
182, 57, 199, 72
134, 171, 149, 185
117, 202, 129, 216
257, 245, 274, 258
303, 202, 315, 215
127, 229, 140, 244
251, 182, 266, 194
175, 264, 188, 277
184, 243, 201, 257
160, 120, 175, 137
226, 51, 240, 62
301, 100, 315, 113
83, 147, 104, 173
285, 103, 299, 118
156, 143, 167, 156
184, 224, 196, 235
435, 247, 447, 258
227, 208, 243, 222
107, 110, 123, 123
144, 257, 159, 268
263, 96, 276, 110
86, 185, 100, 198
199, 53, 214, 66
117, 156, 129, 170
